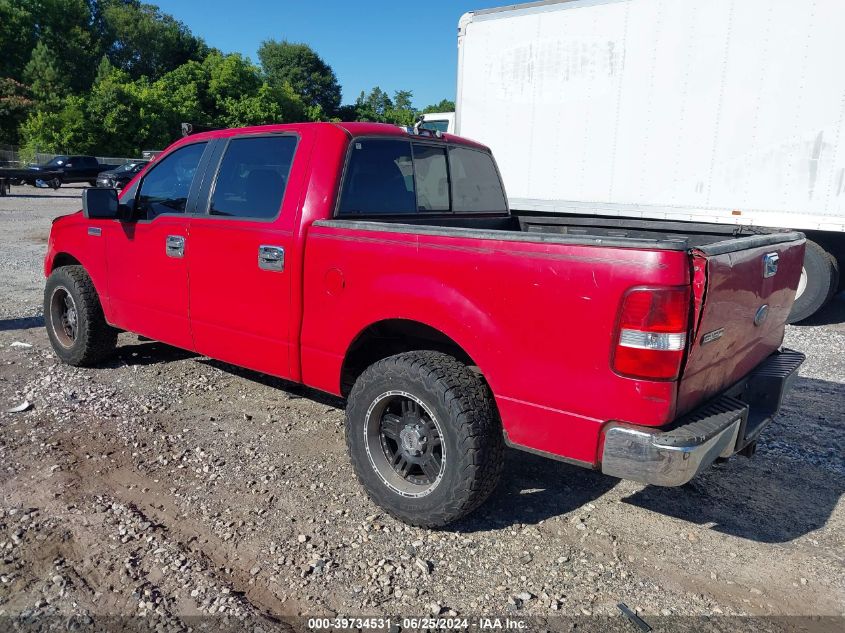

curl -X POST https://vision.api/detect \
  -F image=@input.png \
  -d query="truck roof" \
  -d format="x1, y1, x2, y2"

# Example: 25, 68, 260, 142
181, 121, 489, 152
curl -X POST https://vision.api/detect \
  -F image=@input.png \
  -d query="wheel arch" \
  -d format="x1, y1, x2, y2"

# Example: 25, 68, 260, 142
49, 252, 83, 272
339, 318, 483, 397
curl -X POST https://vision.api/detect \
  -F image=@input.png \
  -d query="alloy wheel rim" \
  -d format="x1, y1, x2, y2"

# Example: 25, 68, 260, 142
364, 391, 445, 498
50, 287, 78, 348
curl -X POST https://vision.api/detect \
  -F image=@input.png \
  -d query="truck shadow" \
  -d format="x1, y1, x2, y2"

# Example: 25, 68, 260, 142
197, 358, 346, 409
2, 193, 80, 199
451, 451, 619, 533
0, 315, 44, 331
108, 340, 198, 366
620, 376, 844, 543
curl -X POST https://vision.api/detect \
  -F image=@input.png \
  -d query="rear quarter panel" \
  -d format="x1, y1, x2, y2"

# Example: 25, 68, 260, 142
301, 223, 690, 464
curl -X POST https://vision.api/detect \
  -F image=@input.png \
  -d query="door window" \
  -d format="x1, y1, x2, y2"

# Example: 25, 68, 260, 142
209, 135, 297, 220
136, 142, 206, 219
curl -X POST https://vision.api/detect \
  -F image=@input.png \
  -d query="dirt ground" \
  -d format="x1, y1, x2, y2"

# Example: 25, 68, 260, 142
0, 185, 843, 632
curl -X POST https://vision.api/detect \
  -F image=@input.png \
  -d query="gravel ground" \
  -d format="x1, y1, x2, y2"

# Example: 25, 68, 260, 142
0, 186, 843, 631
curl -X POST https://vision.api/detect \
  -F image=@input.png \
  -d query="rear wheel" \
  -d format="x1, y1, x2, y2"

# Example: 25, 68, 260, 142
788, 240, 839, 323
346, 351, 504, 527
44, 266, 117, 366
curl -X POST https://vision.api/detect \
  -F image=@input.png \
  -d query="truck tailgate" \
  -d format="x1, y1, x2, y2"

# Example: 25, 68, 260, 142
676, 233, 805, 416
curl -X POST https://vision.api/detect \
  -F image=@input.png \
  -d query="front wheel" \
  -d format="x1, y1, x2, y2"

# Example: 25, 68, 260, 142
346, 351, 504, 527
44, 266, 117, 366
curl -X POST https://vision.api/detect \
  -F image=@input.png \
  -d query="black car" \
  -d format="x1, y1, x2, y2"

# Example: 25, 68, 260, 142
95, 160, 149, 189
23, 155, 119, 187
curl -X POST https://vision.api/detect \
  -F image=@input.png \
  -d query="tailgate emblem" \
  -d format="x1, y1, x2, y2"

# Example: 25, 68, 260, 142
763, 252, 779, 278
754, 304, 769, 327
701, 328, 724, 345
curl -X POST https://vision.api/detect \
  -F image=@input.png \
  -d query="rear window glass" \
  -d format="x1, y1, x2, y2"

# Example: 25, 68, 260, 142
449, 147, 507, 213
338, 139, 507, 216
413, 144, 449, 212
209, 135, 297, 220
339, 139, 415, 215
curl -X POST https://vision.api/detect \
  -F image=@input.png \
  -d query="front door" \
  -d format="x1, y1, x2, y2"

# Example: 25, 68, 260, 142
105, 141, 209, 350
188, 133, 301, 378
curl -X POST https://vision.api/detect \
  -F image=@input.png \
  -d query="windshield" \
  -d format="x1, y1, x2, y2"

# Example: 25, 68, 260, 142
421, 120, 449, 133
115, 162, 144, 174
43, 156, 69, 168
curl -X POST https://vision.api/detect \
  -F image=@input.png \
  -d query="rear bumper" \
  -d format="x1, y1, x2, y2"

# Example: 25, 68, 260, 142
600, 349, 805, 487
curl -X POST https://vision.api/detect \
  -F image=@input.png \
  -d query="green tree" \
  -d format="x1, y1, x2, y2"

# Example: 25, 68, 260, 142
258, 40, 341, 116
0, 0, 38, 82
422, 98, 455, 113
100, 0, 209, 81
19, 94, 92, 156
0, 78, 34, 144
352, 87, 417, 126
385, 89, 416, 126
353, 86, 393, 122
30, 0, 103, 93
23, 42, 69, 101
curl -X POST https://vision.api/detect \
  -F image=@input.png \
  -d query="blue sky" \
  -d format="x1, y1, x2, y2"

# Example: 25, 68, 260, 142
154, 0, 512, 109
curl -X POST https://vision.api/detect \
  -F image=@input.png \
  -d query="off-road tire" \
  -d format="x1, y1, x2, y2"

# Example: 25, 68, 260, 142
346, 351, 504, 527
788, 239, 839, 323
44, 266, 117, 366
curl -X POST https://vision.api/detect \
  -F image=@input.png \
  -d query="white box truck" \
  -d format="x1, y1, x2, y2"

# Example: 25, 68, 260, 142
456, 0, 844, 321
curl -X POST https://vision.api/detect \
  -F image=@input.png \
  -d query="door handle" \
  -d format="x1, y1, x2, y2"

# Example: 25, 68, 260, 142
166, 235, 185, 258
258, 245, 284, 271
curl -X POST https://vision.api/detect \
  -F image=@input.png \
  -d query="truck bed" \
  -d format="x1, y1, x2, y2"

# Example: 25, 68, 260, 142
314, 211, 798, 253
303, 213, 803, 466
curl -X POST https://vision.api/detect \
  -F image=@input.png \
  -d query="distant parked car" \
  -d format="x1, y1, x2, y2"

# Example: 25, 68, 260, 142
96, 160, 149, 189
20, 155, 119, 187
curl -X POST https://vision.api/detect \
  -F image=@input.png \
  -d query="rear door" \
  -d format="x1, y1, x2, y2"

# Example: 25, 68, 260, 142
187, 132, 305, 378
63, 157, 87, 183
676, 234, 805, 415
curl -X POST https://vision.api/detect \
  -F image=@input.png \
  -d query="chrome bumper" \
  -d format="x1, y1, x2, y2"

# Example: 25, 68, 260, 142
601, 416, 742, 487
600, 349, 805, 487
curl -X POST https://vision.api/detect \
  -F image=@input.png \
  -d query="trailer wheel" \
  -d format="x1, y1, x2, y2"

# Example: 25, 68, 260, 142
345, 351, 504, 527
44, 266, 118, 366
788, 240, 839, 323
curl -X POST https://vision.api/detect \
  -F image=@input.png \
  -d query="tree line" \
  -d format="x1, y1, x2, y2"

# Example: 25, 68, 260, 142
0, 0, 455, 159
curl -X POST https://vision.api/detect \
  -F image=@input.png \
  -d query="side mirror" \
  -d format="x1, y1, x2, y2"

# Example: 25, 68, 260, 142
82, 187, 130, 220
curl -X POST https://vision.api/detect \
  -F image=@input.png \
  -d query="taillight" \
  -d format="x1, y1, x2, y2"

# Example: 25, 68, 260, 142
612, 287, 690, 381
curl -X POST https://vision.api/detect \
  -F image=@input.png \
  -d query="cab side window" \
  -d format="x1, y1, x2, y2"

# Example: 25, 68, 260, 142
209, 135, 297, 220
136, 142, 207, 219
339, 140, 415, 215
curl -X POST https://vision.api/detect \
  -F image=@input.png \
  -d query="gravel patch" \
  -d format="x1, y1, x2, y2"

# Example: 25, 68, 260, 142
1, 185, 843, 626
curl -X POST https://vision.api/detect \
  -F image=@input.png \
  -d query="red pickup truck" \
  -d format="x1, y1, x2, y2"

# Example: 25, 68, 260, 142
43, 122, 806, 527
